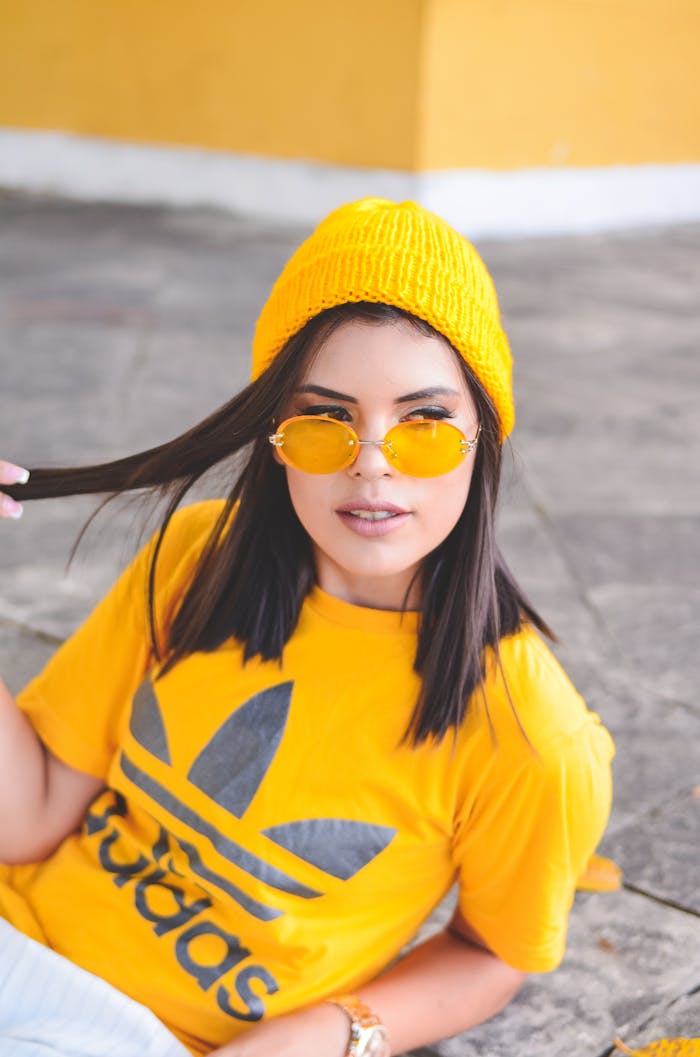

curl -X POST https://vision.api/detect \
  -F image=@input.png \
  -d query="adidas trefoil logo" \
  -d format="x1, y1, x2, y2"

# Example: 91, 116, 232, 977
120, 679, 396, 921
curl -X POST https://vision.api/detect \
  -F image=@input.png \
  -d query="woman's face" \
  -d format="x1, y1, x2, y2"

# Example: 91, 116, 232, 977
276, 318, 480, 610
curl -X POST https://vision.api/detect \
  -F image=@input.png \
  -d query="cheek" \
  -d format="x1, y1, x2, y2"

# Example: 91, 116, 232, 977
285, 471, 332, 531
422, 467, 474, 535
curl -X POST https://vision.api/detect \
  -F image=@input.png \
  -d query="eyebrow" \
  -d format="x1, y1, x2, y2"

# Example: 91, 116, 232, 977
295, 384, 461, 404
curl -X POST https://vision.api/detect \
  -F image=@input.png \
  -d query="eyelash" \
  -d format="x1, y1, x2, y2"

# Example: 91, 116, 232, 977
295, 404, 456, 422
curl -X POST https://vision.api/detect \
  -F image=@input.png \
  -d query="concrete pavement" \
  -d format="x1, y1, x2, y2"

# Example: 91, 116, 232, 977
1, 190, 698, 1054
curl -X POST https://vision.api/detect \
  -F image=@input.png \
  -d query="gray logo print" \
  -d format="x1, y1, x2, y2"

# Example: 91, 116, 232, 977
122, 679, 396, 921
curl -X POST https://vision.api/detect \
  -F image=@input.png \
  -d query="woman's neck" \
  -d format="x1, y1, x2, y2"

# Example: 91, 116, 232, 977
313, 552, 422, 612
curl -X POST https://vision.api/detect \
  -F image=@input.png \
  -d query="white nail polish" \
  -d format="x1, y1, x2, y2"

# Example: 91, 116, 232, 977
15, 469, 30, 485
2, 493, 23, 518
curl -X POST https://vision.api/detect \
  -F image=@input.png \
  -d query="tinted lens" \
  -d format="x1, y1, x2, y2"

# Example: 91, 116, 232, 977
278, 416, 356, 473
386, 420, 466, 477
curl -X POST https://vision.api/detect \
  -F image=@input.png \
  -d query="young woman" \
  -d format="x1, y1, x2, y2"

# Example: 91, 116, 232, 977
0, 198, 614, 1057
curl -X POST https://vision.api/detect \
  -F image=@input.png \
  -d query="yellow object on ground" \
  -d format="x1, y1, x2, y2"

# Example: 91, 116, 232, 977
614, 1037, 700, 1056
576, 853, 623, 892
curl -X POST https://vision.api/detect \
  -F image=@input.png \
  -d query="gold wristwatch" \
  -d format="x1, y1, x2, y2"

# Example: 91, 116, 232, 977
329, 995, 391, 1057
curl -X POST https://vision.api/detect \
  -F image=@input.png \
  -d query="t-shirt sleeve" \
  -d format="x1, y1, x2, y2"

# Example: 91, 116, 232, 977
452, 711, 614, 973
16, 501, 223, 780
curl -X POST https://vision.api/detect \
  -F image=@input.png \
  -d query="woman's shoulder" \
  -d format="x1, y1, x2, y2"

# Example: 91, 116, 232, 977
468, 623, 611, 761
144, 498, 230, 594
161, 498, 229, 550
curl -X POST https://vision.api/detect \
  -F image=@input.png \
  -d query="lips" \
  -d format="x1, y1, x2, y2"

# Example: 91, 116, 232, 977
335, 499, 411, 537
335, 500, 409, 515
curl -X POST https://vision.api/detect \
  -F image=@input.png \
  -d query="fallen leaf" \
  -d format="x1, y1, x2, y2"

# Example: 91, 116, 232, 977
576, 853, 623, 892
613, 1037, 700, 1056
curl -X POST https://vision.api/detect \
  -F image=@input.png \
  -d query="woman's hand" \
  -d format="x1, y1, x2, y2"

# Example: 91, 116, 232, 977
0, 461, 29, 519
209, 1002, 349, 1057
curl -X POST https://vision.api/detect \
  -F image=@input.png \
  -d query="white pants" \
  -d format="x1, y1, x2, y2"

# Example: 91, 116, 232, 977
0, 918, 191, 1057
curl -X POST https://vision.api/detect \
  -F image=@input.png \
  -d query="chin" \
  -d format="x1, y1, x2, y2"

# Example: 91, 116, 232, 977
322, 550, 424, 587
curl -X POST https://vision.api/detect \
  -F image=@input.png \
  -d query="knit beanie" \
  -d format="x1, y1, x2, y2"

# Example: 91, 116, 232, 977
251, 197, 514, 439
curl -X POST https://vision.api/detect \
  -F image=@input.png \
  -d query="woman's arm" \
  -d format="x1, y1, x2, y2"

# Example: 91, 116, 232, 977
1, 455, 141, 862
212, 914, 525, 1057
0, 676, 103, 864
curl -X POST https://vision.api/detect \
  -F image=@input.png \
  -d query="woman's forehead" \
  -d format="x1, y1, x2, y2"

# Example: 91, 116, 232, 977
299, 318, 469, 398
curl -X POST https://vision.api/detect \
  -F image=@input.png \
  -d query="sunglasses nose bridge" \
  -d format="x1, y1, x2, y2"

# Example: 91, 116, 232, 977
350, 437, 397, 475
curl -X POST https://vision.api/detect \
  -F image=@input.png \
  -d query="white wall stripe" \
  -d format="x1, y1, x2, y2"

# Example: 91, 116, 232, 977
1, 128, 700, 239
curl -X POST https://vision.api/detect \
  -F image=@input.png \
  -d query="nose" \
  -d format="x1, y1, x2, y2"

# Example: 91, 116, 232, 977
347, 439, 394, 480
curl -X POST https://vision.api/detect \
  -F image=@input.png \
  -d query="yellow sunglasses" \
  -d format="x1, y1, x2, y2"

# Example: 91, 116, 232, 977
269, 415, 480, 477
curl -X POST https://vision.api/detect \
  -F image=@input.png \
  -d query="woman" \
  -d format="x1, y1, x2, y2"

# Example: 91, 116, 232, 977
0, 198, 614, 1057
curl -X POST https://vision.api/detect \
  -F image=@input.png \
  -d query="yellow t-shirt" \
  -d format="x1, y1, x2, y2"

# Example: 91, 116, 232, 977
0, 501, 614, 1055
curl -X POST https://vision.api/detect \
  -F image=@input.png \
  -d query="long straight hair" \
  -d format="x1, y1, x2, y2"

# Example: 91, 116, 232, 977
7, 303, 553, 745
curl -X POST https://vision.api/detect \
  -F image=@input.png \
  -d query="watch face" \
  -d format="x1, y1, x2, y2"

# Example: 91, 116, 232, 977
362, 1026, 390, 1057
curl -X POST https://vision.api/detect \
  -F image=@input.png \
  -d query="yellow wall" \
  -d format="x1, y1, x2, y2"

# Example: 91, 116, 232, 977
1, 0, 699, 171
0, 0, 423, 170
419, 0, 700, 169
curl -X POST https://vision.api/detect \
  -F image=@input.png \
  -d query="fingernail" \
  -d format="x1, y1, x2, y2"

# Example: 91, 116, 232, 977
2, 496, 23, 519
4, 465, 30, 484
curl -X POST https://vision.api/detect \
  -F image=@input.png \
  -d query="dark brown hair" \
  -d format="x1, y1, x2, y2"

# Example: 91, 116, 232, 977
7, 303, 553, 745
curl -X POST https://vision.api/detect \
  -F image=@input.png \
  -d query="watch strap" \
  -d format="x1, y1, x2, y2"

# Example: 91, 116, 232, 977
329, 994, 389, 1056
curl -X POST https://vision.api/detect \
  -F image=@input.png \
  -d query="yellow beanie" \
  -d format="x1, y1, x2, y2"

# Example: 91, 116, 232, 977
251, 197, 514, 439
